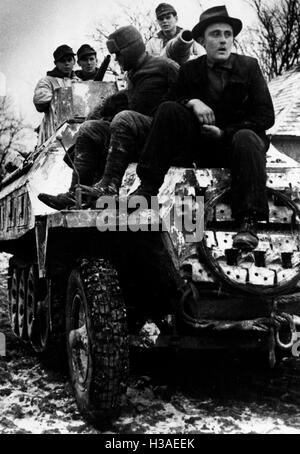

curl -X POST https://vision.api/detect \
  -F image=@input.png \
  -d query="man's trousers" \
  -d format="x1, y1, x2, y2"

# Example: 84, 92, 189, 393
137, 101, 269, 221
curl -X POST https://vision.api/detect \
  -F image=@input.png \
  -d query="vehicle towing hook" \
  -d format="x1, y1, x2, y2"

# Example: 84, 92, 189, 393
274, 312, 297, 350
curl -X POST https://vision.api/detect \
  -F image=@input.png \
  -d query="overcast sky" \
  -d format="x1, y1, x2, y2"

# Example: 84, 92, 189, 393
0, 0, 256, 127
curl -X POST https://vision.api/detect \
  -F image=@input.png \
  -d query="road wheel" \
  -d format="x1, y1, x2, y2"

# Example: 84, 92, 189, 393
18, 268, 28, 340
24, 264, 65, 356
66, 258, 129, 424
8, 258, 66, 362
24, 265, 66, 362
34, 288, 50, 352
35, 277, 67, 365
8, 266, 19, 336
26, 265, 40, 347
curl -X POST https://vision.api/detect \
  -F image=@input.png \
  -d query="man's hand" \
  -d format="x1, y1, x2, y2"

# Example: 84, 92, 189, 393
186, 99, 215, 125
200, 125, 224, 139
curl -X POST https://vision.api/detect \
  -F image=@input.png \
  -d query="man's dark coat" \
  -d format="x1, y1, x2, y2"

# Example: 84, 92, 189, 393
171, 53, 275, 147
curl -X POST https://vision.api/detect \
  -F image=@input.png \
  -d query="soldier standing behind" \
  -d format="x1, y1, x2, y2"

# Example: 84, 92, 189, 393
75, 44, 99, 81
33, 45, 79, 142
33, 45, 78, 113
146, 3, 203, 64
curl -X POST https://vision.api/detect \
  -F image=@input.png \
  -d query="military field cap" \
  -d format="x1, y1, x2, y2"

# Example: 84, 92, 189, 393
53, 45, 75, 62
77, 44, 97, 59
155, 3, 177, 19
192, 5, 243, 39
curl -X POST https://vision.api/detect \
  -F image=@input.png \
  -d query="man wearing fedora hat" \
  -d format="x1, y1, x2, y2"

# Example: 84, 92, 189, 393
123, 5, 274, 251
33, 45, 79, 141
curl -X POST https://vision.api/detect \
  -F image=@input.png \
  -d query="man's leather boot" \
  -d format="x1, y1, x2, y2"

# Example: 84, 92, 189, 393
80, 178, 119, 198
38, 137, 97, 210
38, 191, 76, 210
81, 144, 132, 200
232, 217, 259, 251
38, 171, 79, 210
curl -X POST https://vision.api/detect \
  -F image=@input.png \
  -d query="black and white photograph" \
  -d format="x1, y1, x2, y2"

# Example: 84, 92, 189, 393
1, 0, 300, 436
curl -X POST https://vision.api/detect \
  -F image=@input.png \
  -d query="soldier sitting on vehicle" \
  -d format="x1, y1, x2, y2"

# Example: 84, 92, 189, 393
91, 5, 275, 252
33, 45, 79, 142
75, 44, 99, 81
38, 25, 179, 210
146, 2, 203, 64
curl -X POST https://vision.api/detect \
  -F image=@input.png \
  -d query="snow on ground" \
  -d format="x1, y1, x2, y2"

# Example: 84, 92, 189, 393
1, 253, 300, 434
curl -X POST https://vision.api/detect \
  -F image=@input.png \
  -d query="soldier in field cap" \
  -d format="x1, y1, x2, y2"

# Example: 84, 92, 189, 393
34, 44, 78, 113
76, 44, 99, 81
156, 2, 177, 17
125, 5, 275, 252
38, 25, 179, 210
146, 2, 202, 64
33, 44, 79, 140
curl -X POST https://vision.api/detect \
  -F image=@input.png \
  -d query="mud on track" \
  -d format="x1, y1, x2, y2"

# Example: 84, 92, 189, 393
1, 253, 300, 434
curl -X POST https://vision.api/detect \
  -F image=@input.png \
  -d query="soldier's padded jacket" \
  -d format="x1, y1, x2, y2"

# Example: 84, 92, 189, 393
88, 53, 179, 122
126, 53, 179, 116
33, 68, 80, 144
33, 68, 79, 113
63, 54, 179, 166
171, 53, 275, 147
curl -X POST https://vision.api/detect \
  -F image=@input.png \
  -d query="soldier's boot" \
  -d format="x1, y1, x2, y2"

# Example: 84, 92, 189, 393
81, 146, 131, 200
38, 137, 97, 210
232, 216, 259, 251
80, 177, 120, 198
38, 172, 78, 210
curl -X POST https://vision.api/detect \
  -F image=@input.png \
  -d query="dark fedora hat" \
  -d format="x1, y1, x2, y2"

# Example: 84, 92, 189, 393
192, 5, 243, 39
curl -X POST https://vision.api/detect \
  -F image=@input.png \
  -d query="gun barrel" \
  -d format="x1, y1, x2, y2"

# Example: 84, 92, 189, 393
94, 55, 111, 81
163, 30, 194, 65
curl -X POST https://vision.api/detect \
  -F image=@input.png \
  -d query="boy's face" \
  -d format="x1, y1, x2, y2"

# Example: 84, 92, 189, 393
78, 54, 97, 74
55, 55, 75, 75
157, 12, 178, 34
198, 22, 234, 63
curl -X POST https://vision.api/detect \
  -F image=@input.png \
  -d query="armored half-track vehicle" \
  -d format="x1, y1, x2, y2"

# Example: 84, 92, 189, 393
2, 80, 300, 423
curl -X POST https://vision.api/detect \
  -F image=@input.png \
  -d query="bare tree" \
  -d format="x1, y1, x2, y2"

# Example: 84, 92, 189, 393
0, 96, 27, 178
94, 2, 158, 47
92, 1, 159, 74
241, 0, 300, 79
